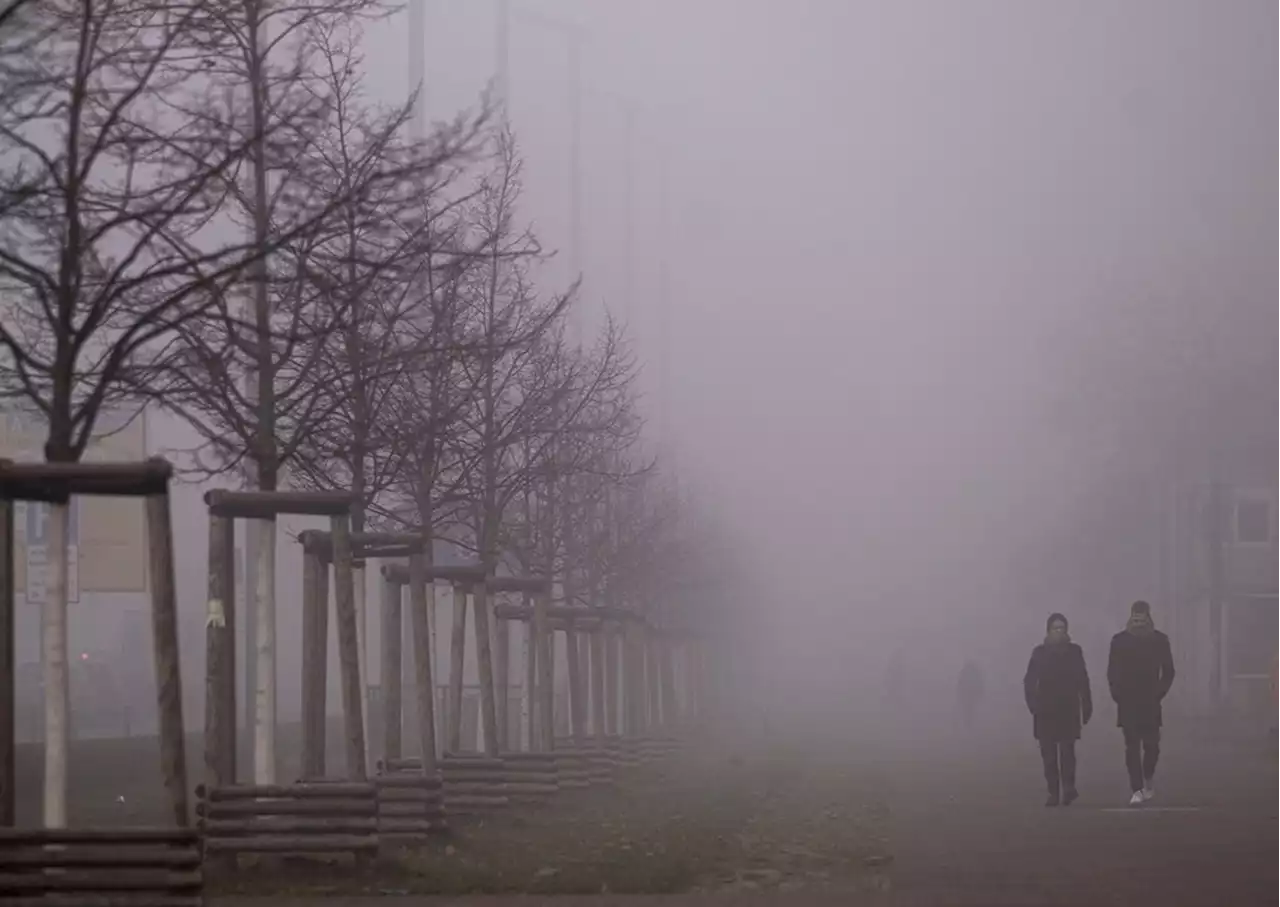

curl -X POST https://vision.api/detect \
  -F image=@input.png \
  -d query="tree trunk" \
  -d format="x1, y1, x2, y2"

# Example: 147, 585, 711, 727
446, 585, 468, 753
41, 502, 70, 827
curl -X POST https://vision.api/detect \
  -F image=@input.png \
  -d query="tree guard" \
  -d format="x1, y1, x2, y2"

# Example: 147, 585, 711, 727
0, 458, 188, 828
297, 531, 429, 777
202, 489, 367, 785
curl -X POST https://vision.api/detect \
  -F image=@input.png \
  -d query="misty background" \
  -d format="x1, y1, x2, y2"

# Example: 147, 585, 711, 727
8, 0, 1275, 740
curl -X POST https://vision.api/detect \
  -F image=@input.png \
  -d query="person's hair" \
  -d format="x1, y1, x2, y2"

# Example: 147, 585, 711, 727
1131, 600, 1151, 616
1046, 612, 1069, 632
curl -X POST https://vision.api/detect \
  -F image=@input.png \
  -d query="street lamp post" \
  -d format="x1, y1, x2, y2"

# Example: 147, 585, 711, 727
501, 3, 587, 330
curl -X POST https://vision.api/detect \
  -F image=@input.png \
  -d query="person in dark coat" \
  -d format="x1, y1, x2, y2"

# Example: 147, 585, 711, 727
1107, 600, 1175, 806
1024, 613, 1093, 806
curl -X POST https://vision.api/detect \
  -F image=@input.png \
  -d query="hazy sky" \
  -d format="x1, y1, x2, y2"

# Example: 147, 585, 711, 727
358, 0, 1274, 646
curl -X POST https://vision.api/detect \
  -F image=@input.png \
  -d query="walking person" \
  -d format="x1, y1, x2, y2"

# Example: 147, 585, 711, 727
1107, 600, 1175, 806
1024, 613, 1093, 806
956, 660, 985, 731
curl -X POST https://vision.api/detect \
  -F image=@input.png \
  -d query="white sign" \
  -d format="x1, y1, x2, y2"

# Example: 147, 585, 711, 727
3, 403, 148, 595
21, 499, 81, 604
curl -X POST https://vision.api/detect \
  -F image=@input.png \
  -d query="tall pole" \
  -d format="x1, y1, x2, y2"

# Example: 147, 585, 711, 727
657, 137, 674, 482
506, 5, 585, 341
621, 101, 636, 313
495, 0, 510, 114
567, 34, 583, 288
410, 1, 427, 133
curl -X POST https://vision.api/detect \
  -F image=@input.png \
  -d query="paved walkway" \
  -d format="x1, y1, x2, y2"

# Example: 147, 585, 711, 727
884, 722, 1277, 907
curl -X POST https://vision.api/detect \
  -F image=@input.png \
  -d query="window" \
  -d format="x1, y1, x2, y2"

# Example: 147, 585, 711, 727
1234, 498, 1271, 545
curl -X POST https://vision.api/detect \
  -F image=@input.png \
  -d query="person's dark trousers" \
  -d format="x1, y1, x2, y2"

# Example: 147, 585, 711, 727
1039, 740, 1077, 794
1122, 726, 1160, 791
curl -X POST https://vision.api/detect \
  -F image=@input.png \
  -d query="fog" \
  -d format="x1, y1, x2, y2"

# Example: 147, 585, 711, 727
348, 0, 1273, 735
9, 1, 1272, 765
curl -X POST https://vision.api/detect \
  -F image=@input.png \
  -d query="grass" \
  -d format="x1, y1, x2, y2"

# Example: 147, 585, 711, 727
14, 729, 891, 897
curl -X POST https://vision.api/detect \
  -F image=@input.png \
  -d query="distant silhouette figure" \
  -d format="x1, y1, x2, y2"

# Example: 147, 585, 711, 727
956, 660, 985, 729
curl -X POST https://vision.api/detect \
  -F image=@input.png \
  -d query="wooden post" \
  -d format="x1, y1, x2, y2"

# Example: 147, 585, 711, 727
407, 553, 438, 771
330, 513, 367, 780
471, 584, 500, 757
218, 516, 237, 781
523, 595, 538, 750
446, 584, 468, 753
625, 621, 644, 738
205, 513, 234, 788
380, 574, 403, 763
0, 497, 15, 826
603, 626, 619, 737
578, 632, 592, 735
534, 592, 554, 751
494, 610, 510, 751
660, 635, 677, 730
564, 619, 585, 746
299, 547, 327, 779
690, 639, 703, 722
590, 626, 606, 745
145, 491, 189, 827
646, 628, 661, 730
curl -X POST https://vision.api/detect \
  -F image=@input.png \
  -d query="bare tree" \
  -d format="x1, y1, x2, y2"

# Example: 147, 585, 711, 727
0, 0, 385, 824
148, 8, 483, 780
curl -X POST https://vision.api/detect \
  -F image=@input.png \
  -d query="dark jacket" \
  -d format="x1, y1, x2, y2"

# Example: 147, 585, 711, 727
1024, 641, 1093, 742
1107, 628, 1175, 730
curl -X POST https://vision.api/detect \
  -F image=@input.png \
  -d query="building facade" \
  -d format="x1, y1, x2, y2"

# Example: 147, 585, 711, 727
1162, 481, 1277, 720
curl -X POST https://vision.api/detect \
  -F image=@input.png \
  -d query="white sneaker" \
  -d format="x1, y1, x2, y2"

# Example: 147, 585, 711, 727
1128, 790, 1145, 806
1141, 785, 1155, 802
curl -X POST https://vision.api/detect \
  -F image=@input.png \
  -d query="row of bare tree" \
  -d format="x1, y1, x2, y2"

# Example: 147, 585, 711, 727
0, 1, 714, 824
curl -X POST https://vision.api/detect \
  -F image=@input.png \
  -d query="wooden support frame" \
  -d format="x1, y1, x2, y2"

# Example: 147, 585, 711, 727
202, 489, 368, 787
377, 567, 549, 758
0, 458, 188, 828
373, 557, 440, 775
490, 602, 648, 752
296, 531, 431, 776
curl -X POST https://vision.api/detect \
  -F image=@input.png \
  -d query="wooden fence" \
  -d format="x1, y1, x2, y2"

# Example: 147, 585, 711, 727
195, 783, 377, 865
0, 827, 202, 907
372, 773, 446, 839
